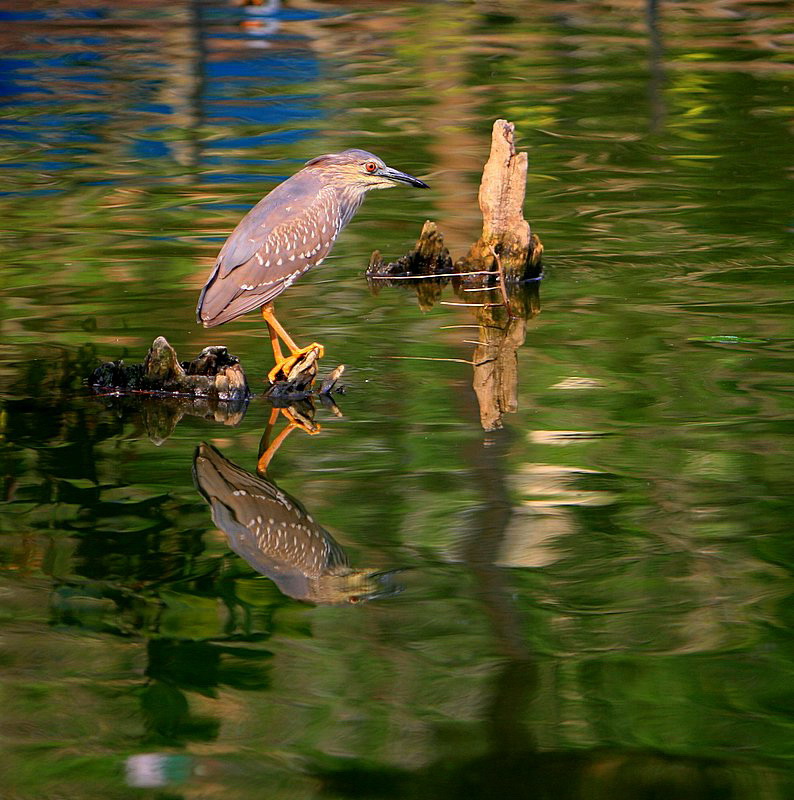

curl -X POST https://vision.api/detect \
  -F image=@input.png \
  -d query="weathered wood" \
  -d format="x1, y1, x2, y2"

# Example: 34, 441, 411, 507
459, 119, 542, 280
366, 222, 453, 311
367, 120, 542, 298
266, 344, 322, 394
320, 364, 346, 396
481, 119, 531, 248
91, 337, 249, 402
265, 347, 346, 403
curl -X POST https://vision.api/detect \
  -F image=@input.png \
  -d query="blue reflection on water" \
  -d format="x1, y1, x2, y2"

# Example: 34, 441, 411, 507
0, 1, 328, 155
0, 0, 330, 184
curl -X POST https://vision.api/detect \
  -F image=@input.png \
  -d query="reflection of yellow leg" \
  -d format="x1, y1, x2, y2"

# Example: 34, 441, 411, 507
282, 408, 321, 436
261, 304, 324, 383
256, 407, 321, 476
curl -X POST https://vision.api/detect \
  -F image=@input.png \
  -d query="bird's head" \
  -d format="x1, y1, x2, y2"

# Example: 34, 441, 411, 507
304, 149, 429, 192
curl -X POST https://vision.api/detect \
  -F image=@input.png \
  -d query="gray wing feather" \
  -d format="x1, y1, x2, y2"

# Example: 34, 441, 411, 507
217, 173, 323, 277
197, 172, 339, 327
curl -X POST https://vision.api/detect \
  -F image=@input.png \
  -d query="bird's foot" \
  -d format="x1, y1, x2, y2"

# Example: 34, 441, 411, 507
267, 342, 325, 386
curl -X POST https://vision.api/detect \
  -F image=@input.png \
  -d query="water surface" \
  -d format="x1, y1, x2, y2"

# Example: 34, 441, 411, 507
1, 1, 793, 797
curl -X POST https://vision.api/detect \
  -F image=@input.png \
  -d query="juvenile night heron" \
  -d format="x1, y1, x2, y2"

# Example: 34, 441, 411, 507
193, 443, 398, 604
196, 149, 428, 381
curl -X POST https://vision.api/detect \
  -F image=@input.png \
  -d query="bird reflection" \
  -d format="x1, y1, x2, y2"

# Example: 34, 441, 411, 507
193, 429, 398, 605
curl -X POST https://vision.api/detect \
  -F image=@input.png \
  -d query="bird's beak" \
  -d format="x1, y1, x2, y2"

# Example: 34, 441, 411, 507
349, 569, 406, 603
380, 166, 429, 189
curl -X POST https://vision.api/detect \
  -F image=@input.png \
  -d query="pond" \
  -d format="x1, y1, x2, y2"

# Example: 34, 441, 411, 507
1, 1, 792, 797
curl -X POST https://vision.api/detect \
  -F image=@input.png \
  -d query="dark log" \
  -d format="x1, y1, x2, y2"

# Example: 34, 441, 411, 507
367, 221, 453, 279
265, 344, 322, 396
265, 347, 345, 403
91, 336, 249, 403
366, 222, 453, 311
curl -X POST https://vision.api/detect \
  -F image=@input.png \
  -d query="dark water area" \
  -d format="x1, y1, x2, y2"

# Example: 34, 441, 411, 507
1, 1, 793, 798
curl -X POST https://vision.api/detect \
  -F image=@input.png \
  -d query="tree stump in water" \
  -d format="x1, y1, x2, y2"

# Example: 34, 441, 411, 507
368, 119, 542, 286
459, 119, 543, 281
367, 221, 453, 279
367, 221, 454, 311
91, 336, 249, 403
366, 118, 544, 431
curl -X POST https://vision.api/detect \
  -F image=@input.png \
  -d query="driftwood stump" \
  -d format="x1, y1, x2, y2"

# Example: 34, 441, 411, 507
367, 118, 544, 430
368, 119, 542, 286
367, 221, 453, 279
91, 337, 249, 403
91, 337, 250, 443
367, 221, 454, 311
459, 119, 543, 280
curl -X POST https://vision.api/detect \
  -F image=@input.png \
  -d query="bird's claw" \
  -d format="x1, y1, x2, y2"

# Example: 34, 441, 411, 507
267, 342, 324, 385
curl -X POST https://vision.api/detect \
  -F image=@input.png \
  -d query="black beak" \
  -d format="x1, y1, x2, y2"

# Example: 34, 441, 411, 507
352, 569, 406, 603
381, 166, 429, 189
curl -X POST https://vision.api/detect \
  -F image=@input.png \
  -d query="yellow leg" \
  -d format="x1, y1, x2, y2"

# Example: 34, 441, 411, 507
261, 303, 324, 383
261, 304, 299, 354
265, 318, 284, 364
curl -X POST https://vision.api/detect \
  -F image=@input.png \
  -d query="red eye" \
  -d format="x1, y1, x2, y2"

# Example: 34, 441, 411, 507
365, 162, 377, 173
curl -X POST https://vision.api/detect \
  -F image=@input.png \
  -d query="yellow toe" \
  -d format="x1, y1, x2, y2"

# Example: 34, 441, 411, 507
267, 343, 324, 384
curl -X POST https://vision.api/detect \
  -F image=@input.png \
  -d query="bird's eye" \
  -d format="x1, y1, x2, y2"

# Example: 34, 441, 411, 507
365, 162, 378, 174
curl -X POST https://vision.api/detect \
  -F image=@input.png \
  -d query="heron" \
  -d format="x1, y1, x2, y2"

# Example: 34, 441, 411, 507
196, 149, 429, 382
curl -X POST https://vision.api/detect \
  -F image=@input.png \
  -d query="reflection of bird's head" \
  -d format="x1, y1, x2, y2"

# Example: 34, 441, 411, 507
316, 569, 404, 606
304, 149, 429, 195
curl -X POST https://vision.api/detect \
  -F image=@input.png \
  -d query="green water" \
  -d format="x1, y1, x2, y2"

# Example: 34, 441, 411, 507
1, 1, 793, 797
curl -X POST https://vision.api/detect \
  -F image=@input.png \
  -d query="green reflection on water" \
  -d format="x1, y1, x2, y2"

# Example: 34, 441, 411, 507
1, 0, 793, 798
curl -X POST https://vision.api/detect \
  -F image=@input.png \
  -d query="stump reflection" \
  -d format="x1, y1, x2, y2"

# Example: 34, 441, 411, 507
468, 281, 540, 431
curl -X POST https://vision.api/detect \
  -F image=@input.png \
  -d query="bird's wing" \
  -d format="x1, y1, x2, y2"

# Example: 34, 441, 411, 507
197, 175, 344, 326
197, 268, 295, 327
216, 172, 326, 278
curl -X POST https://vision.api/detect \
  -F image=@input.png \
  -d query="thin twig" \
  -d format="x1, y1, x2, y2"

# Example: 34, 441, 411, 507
440, 323, 505, 331
386, 355, 475, 365
368, 270, 499, 280
440, 301, 501, 308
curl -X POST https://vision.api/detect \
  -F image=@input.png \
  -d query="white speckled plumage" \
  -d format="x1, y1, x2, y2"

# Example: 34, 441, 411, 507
193, 443, 393, 605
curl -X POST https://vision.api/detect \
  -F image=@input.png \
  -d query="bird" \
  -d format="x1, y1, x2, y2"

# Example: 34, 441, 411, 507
196, 149, 429, 382
192, 442, 400, 605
